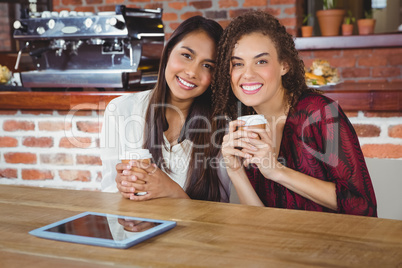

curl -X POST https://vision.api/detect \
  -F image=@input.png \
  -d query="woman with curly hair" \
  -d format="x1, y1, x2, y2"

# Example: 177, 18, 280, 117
212, 11, 377, 216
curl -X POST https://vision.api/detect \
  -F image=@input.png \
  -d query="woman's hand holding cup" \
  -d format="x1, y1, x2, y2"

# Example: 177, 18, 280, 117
237, 115, 283, 178
117, 149, 153, 198
222, 115, 267, 172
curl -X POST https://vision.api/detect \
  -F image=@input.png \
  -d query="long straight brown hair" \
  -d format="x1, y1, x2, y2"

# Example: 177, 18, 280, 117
143, 16, 227, 202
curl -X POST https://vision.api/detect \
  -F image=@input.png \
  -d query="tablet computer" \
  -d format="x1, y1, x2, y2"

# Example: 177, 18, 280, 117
29, 211, 176, 249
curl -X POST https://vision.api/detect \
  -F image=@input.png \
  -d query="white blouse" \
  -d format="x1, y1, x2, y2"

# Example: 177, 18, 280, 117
100, 90, 230, 201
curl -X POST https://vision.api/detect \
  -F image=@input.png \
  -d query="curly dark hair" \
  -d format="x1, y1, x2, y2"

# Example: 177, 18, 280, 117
211, 10, 317, 120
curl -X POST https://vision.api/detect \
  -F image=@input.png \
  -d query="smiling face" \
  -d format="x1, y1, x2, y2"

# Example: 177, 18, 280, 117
230, 32, 289, 112
165, 30, 216, 104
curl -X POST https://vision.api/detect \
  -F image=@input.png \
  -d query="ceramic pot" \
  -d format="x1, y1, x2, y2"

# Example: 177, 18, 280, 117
357, 19, 376, 35
342, 24, 354, 36
301, 26, 313, 37
316, 9, 346, 36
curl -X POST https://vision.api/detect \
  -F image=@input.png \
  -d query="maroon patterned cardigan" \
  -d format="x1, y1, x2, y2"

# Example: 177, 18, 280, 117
246, 93, 377, 217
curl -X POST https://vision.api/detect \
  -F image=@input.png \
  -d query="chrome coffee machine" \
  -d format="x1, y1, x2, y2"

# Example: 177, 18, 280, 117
13, 5, 164, 90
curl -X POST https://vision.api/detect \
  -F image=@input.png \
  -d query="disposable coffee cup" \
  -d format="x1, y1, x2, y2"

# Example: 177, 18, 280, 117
237, 115, 267, 130
237, 115, 267, 140
120, 149, 153, 196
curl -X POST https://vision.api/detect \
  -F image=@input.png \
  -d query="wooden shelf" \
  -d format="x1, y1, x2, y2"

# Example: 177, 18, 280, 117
1, 82, 401, 112
0, 91, 125, 111
295, 33, 402, 50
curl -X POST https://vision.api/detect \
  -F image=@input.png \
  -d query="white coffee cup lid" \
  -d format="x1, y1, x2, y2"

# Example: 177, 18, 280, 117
237, 114, 267, 126
119, 149, 152, 160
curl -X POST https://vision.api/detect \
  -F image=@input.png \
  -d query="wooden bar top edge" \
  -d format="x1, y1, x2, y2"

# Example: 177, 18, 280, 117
0, 82, 401, 111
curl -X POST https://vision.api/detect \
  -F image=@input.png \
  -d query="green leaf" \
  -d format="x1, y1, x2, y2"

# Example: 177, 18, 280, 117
303, 14, 311, 25
344, 10, 355, 24
364, 10, 373, 19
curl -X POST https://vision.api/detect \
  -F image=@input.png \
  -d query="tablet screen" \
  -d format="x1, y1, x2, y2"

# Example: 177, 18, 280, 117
29, 212, 176, 248
45, 214, 162, 241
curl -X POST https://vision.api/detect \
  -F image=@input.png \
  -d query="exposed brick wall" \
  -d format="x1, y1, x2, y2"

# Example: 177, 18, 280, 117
348, 112, 402, 159
51, 0, 301, 37
299, 47, 402, 83
1, 107, 401, 191
0, 110, 102, 190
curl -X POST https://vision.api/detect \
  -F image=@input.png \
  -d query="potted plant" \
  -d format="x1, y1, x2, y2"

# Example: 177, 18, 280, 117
301, 14, 313, 37
357, 10, 376, 35
342, 10, 355, 36
316, 0, 346, 36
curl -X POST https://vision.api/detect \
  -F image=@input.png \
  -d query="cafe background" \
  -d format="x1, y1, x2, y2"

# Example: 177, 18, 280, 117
0, 0, 401, 220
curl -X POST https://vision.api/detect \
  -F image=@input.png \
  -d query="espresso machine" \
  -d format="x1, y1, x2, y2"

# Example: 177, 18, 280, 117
13, 5, 164, 90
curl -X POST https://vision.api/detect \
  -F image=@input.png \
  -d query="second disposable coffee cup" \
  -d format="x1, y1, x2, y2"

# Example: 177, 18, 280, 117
237, 115, 267, 140
120, 149, 153, 196
237, 114, 267, 130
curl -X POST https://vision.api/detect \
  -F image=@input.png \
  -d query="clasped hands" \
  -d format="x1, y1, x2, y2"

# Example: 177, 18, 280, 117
221, 120, 282, 178
115, 160, 181, 200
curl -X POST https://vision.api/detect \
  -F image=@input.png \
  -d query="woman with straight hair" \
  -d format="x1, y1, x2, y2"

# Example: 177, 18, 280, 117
101, 16, 230, 202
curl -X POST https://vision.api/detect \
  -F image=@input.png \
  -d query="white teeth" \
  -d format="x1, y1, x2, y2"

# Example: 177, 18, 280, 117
242, 84, 262, 91
177, 76, 196, 88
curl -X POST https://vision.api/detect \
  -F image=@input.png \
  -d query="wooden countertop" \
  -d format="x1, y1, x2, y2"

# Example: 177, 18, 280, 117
1, 185, 401, 267
0, 81, 401, 111
0, 90, 124, 111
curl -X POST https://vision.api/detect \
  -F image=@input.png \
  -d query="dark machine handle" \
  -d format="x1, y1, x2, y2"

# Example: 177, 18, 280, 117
29, 47, 53, 58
